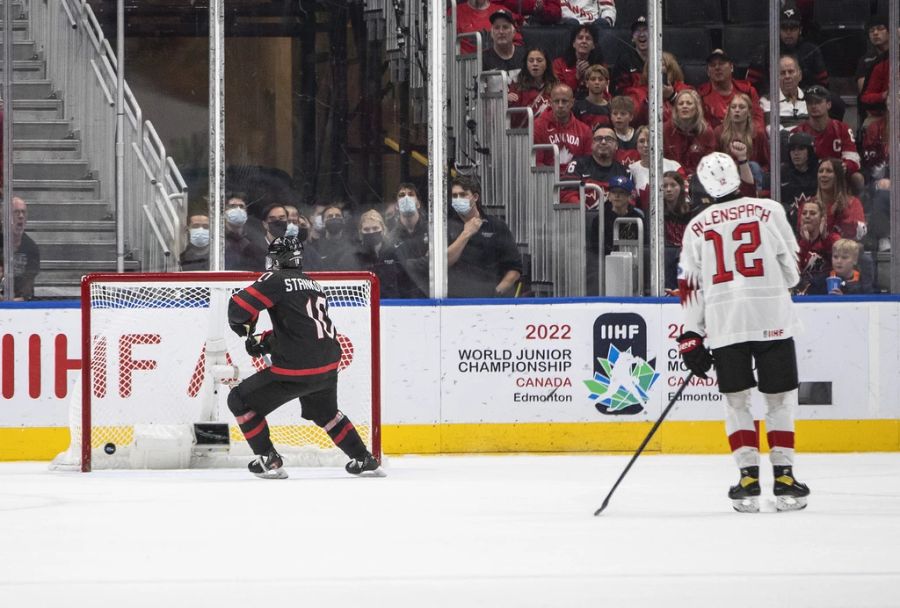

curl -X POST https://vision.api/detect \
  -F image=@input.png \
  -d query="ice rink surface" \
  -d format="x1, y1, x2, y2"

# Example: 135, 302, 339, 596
1, 453, 899, 608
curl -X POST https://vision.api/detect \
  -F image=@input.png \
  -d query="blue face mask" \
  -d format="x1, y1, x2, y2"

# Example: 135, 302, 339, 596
285, 223, 299, 238
189, 228, 210, 248
451, 197, 472, 215
225, 207, 247, 226
398, 195, 417, 215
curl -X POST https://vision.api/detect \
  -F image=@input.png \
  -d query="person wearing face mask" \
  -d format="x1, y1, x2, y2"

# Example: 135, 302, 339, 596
179, 212, 210, 271
224, 194, 268, 270
263, 204, 290, 242
293, 212, 323, 271
349, 209, 400, 297
389, 183, 430, 298
316, 204, 355, 271
447, 176, 521, 298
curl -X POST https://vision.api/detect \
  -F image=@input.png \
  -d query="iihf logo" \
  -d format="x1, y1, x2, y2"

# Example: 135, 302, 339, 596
583, 313, 660, 415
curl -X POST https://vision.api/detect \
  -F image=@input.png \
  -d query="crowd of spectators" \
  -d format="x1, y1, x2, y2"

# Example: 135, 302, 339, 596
452, 0, 897, 296
166, 1, 895, 300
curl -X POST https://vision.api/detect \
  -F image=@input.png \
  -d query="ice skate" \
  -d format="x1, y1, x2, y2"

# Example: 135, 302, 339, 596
345, 453, 386, 477
728, 466, 760, 513
773, 466, 809, 511
248, 449, 288, 479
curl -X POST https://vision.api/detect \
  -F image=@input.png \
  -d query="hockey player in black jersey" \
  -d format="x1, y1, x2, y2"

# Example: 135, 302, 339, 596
226, 236, 384, 479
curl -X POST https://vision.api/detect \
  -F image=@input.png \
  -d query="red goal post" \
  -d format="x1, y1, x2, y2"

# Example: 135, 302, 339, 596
52, 271, 381, 472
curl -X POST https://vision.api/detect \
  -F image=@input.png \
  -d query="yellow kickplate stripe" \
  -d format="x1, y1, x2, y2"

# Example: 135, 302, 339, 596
1, 419, 899, 461
381, 420, 900, 454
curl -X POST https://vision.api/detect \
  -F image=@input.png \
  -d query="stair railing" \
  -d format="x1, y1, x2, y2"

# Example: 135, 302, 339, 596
32, 0, 188, 272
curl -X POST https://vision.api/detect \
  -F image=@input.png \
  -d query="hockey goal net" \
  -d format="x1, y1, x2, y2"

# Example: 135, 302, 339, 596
51, 272, 380, 471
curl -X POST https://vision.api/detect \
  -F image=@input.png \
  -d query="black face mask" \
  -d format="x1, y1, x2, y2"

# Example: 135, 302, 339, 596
268, 220, 287, 238
325, 218, 345, 235
297, 226, 309, 242
361, 231, 383, 249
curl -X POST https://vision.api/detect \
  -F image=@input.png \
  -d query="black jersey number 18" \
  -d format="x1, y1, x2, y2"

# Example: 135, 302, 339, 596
306, 296, 336, 339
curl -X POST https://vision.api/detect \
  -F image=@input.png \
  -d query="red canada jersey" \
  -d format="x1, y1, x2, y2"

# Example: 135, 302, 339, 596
860, 119, 889, 171
697, 80, 764, 130
798, 231, 839, 277
663, 121, 718, 177
791, 120, 860, 174
713, 123, 770, 172
533, 112, 593, 178
826, 197, 866, 240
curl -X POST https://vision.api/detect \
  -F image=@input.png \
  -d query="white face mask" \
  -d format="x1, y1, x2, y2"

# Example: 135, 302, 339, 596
398, 195, 417, 215
225, 207, 247, 226
285, 223, 299, 238
313, 214, 325, 231
451, 197, 472, 215
189, 227, 210, 248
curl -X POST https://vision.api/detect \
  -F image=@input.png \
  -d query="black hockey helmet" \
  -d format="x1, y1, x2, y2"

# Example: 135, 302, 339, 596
266, 236, 303, 270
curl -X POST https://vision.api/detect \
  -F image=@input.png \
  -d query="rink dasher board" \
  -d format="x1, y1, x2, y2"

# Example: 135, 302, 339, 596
0, 298, 898, 457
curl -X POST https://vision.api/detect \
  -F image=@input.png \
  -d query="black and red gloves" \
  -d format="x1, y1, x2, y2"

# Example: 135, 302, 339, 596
677, 331, 714, 379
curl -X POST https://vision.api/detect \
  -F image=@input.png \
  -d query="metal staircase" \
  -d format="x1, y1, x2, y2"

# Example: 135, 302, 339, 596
3, 0, 187, 299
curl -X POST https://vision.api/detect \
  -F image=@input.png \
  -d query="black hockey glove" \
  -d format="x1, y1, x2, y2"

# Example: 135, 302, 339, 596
677, 331, 714, 379
245, 331, 274, 357
230, 321, 255, 338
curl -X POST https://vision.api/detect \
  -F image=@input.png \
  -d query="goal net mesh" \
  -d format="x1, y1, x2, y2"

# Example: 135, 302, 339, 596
51, 273, 377, 471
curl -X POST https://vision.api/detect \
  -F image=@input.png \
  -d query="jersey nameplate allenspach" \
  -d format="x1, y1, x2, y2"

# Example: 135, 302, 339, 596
692, 203, 772, 235
283, 277, 323, 293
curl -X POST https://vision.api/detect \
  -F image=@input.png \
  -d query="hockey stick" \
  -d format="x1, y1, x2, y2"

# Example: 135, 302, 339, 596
594, 371, 695, 516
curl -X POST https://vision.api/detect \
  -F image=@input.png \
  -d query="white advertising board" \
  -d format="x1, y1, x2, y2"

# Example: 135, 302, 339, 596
0, 300, 898, 429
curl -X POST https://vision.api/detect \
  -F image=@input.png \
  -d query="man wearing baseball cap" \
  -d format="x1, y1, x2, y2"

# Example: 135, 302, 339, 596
791, 84, 861, 186
453, 1, 522, 55
482, 9, 526, 78
612, 16, 649, 93
746, 2, 830, 97
698, 49, 765, 130
590, 174, 646, 257
858, 13, 894, 125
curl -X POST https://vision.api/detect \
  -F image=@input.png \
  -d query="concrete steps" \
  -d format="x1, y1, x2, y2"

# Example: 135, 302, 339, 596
24, 199, 110, 222
12, 178, 101, 200
11, 99, 64, 120
13, 138, 81, 160
0, 59, 46, 80
12, 160, 91, 180
5, 7, 134, 299
36, 261, 142, 299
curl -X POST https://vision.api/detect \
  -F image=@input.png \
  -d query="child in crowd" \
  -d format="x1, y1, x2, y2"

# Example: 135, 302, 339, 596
826, 239, 871, 295
610, 96, 640, 165
573, 64, 612, 130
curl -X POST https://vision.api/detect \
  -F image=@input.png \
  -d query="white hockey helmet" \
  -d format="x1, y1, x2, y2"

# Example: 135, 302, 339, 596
696, 152, 741, 199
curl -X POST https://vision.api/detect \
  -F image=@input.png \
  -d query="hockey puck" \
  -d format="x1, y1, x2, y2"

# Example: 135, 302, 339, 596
104, 443, 116, 455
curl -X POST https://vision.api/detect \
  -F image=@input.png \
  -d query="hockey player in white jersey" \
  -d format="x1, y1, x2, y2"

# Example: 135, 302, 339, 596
677, 152, 810, 513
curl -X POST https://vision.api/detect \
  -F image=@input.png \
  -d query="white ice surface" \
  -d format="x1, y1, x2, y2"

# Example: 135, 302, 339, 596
1, 453, 899, 608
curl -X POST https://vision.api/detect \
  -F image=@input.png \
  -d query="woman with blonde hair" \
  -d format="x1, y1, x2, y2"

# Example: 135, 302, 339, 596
795, 197, 840, 295
350, 209, 400, 297
814, 158, 866, 241
628, 125, 683, 212
663, 89, 717, 176
715, 93, 769, 186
